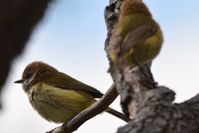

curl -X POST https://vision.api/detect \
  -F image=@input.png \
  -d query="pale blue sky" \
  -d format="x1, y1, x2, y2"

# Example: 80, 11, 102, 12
0, 0, 199, 133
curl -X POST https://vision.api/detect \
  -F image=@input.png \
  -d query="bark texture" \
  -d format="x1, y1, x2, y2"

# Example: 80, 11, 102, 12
104, 0, 199, 133
0, 0, 52, 108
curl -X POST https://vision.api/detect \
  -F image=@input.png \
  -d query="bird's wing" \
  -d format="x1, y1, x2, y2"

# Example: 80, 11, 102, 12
121, 21, 159, 53
46, 72, 103, 98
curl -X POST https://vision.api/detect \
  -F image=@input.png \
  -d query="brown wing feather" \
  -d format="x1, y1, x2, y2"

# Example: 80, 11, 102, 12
121, 21, 159, 54
45, 72, 103, 98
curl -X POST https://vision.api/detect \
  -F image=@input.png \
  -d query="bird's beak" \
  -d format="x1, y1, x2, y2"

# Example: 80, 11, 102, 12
14, 79, 24, 83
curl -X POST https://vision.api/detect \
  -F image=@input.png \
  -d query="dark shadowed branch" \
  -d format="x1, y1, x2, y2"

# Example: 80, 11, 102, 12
0, 0, 52, 108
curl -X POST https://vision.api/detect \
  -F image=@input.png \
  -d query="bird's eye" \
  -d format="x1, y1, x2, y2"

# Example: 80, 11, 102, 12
26, 73, 33, 79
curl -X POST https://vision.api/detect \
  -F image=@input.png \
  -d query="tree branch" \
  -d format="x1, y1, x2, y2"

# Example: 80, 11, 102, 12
104, 0, 199, 133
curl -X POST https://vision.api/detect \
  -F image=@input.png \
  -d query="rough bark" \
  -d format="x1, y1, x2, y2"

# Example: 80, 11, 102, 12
104, 0, 199, 133
0, 0, 52, 108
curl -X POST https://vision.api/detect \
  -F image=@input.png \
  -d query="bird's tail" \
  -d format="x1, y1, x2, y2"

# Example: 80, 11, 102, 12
105, 107, 130, 122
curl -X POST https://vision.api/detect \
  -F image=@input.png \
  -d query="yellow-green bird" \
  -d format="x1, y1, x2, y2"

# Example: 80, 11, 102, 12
109, 0, 163, 66
14, 61, 129, 123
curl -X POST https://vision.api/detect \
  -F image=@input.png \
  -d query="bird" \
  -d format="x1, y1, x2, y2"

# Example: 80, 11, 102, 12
109, 0, 163, 67
14, 61, 129, 123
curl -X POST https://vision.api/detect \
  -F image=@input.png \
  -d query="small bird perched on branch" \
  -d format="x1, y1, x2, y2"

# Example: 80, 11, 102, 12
109, 0, 163, 67
15, 61, 129, 123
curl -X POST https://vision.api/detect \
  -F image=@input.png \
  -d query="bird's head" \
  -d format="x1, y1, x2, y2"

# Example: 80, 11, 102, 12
14, 61, 57, 92
120, 0, 151, 17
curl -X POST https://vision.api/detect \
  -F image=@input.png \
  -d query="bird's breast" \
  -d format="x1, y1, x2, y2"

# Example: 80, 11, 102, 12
27, 83, 95, 123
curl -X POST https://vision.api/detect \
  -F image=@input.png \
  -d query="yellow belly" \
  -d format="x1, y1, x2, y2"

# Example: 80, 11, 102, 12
133, 29, 163, 65
28, 83, 95, 123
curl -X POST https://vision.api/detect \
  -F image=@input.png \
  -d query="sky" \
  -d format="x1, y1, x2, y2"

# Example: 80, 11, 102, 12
0, 0, 199, 133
